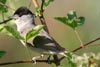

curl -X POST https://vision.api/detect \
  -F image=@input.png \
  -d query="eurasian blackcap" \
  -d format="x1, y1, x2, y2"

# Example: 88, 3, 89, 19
11, 7, 68, 64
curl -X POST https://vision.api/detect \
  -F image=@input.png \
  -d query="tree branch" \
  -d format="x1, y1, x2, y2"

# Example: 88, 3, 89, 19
32, 0, 50, 34
32, 0, 39, 8
0, 59, 55, 66
0, 18, 12, 24
72, 37, 100, 52
40, 0, 45, 13
58, 37, 100, 62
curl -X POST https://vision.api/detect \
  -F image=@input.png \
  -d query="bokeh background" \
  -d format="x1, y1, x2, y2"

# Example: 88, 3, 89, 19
0, 0, 100, 67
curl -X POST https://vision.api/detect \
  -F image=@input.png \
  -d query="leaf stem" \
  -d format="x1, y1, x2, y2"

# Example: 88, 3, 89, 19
74, 28, 84, 47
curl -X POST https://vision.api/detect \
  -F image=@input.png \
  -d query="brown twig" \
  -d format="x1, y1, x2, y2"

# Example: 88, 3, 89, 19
0, 18, 12, 24
32, 0, 39, 8
0, 35, 100, 66
72, 37, 100, 52
0, 2, 15, 11
40, 0, 45, 13
32, 0, 49, 34
0, 59, 55, 66
39, 0, 50, 34
59, 37, 100, 62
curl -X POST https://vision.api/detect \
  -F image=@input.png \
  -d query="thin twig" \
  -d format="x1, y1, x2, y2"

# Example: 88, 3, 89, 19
0, 59, 55, 66
39, 0, 50, 34
90, 44, 100, 46
32, 0, 39, 8
39, 15, 50, 34
72, 37, 100, 52
0, 18, 12, 24
32, 0, 49, 34
41, 0, 45, 13
0, 2, 15, 11
59, 37, 100, 61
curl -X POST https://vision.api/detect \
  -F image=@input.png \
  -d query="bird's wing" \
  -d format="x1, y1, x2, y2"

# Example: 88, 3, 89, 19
33, 36, 64, 52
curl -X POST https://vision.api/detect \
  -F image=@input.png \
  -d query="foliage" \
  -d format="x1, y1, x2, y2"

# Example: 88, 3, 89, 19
2, 25, 44, 41
35, 7, 41, 16
4, 26, 24, 40
26, 25, 44, 41
0, 24, 43, 59
44, 0, 54, 7
55, 11, 85, 29
35, 0, 54, 16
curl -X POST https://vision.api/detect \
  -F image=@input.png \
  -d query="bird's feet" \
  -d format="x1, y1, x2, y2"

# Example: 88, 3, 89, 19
32, 54, 44, 65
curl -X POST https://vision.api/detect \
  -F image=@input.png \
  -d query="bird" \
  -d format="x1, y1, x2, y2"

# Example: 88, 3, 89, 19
10, 6, 68, 65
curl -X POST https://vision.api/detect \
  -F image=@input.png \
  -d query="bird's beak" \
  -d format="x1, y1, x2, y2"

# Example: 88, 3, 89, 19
9, 15, 19, 20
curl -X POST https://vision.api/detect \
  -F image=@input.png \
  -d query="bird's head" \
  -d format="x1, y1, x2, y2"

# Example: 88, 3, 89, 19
11, 7, 34, 20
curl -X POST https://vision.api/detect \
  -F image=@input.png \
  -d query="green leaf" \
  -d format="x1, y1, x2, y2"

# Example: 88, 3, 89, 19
67, 11, 77, 20
44, 0, 54, 7
77, 16, 85, 26
0, 0, 8, 13
35, 7, 41, 16
26, 25, 44, 41
0, 51, 6, 58
66, 20, 77, 29
54, 17, 67, 25
55, 17, 77, 28
4, 26, 24, 40
55, 11, 85, 29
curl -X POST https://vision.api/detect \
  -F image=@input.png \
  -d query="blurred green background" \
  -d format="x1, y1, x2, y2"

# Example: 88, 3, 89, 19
0, 0, 100, 67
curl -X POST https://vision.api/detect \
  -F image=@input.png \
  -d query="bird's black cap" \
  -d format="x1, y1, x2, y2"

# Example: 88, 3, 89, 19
14, 7, 33, 17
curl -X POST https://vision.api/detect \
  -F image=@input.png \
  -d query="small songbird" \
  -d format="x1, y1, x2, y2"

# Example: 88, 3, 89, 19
11, 7, 68, 65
